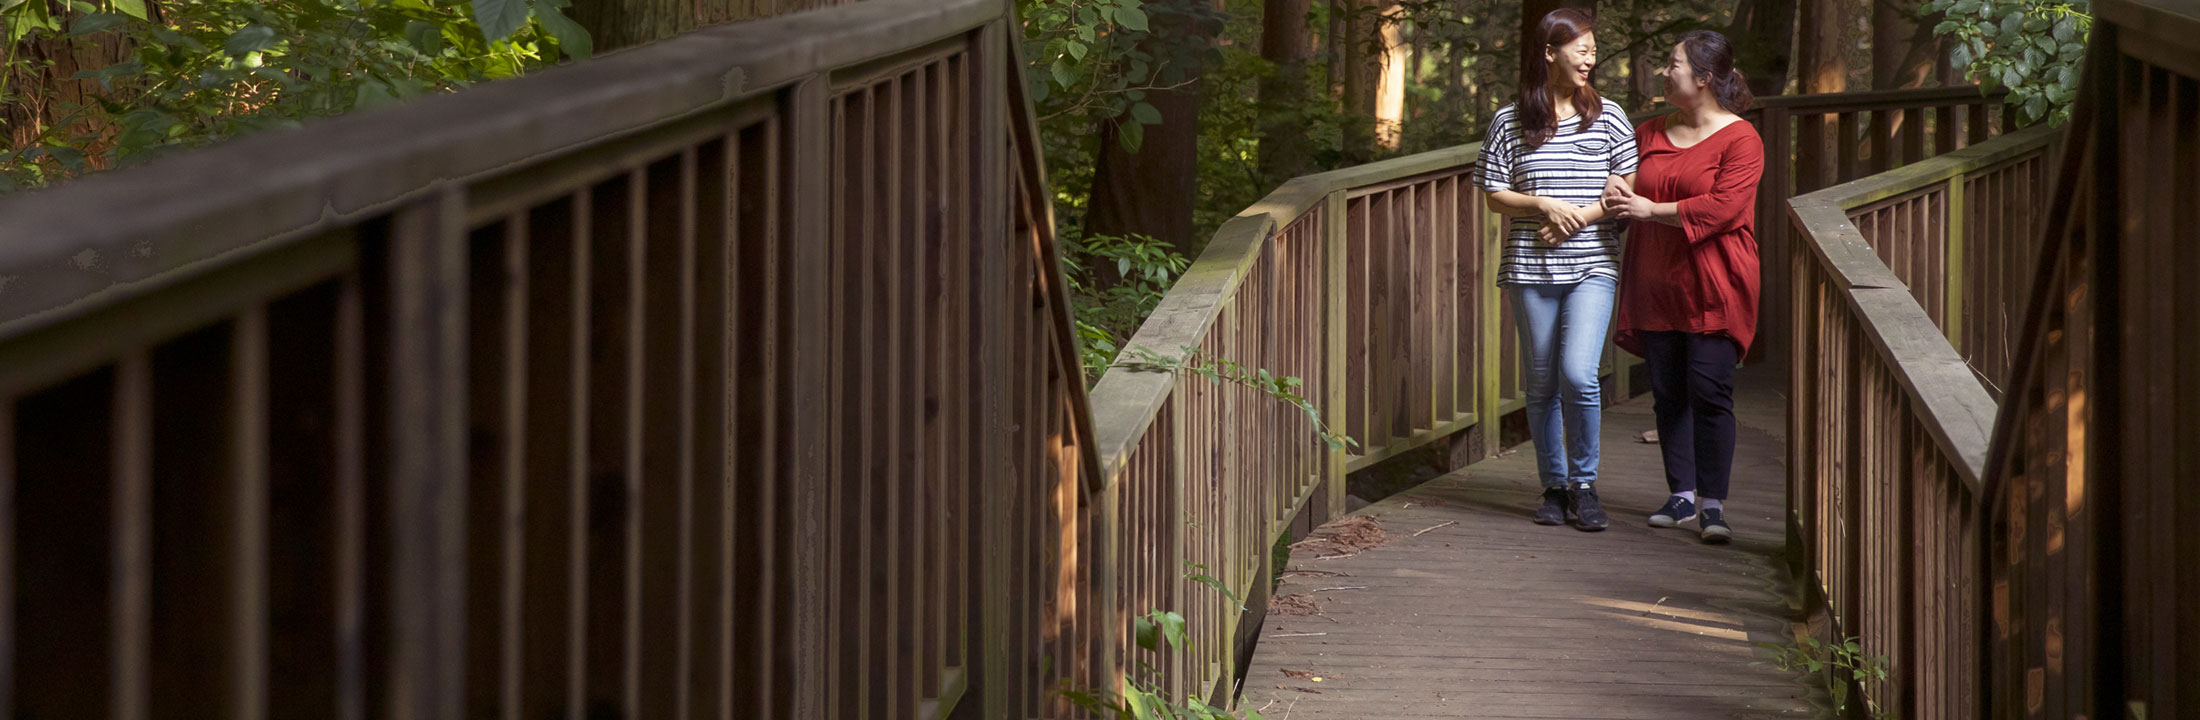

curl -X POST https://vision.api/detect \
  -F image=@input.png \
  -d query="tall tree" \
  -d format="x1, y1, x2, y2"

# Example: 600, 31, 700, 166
1726, 0, 1797, 97
1871, 0, 1945, 88
1339, 0, 1380, 162
1796, 0, 1852, 95
2, 1, 155, 158
1257, 0, 1313, 182
1373, 4, 1407, 149
1084, 0, 1222, 253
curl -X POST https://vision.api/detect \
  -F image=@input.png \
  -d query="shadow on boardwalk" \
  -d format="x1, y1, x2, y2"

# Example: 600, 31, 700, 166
1241, 367, 1829, 719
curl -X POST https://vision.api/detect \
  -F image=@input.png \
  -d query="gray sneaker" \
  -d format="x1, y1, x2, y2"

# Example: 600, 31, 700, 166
1649, 496, 1697, 528
1700, 508, 1733, 544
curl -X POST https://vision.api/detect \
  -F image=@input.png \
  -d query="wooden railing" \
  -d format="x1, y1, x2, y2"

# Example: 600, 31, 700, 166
1083, 142, 1515, 704
1784, 115, 2053, 720
1743, 87, 2006, 365
0, 0, 1102, 718
1980, 1, 2200, 716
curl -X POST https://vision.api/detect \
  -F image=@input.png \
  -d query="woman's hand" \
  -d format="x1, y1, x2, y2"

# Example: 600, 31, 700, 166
1540, 197, 1590, 236
1610, 191, 1657, 221
1536, 220, 1569, 245
1601, 175, 1632, 207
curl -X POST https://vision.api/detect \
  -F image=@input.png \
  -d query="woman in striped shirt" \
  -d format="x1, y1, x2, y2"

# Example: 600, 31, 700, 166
1476, 8, 1636, 531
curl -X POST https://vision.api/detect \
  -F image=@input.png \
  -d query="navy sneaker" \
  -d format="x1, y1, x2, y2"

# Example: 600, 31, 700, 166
1534, 488, 1569, 525
1567, 487, 1609, 531
1700, 507, 1733, 544
1649, 496, 1697, 528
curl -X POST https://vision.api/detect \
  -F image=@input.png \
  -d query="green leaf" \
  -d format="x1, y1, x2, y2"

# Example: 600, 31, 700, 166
2000, 11, 2024, 38
1130, 101, 1162, 124
473, 0, 532, 43
535, 2, 592, 59
68, 12, 123, 36
355, 77, 398, 109
110, 0, 146, 19
1051, 56, 1076, 89
225, 26, 277, 55
2024, 95, 2047, 122
1951, 42, 1972, 69
1066, 39, 1087, 61
404, 20, 447, 55
1133, 614, 1158, 651
1159, 611, 1186, 650
2053, 15, 2078, 43
1114, 5, 1148, 32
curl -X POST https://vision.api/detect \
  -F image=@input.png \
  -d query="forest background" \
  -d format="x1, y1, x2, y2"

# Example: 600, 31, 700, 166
0, 0, 2092, 377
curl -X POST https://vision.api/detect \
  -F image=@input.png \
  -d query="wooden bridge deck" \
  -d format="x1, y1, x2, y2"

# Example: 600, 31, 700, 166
1241, 367, 1826, 719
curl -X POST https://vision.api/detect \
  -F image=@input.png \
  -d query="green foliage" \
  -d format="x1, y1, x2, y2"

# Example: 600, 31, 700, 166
1020, 0, 1220, 154
1, 0, 588, 190
1058, 562, 1265, 720
1923, 0, 2091, 127
1114, 344, 1357, 452
1757, 635, 1895, 719
1061, 232, 1191, 382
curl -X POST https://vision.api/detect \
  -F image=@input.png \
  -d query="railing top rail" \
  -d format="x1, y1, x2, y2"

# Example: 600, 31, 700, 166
1085, 141, 1482, 477
1752, 85, 2007, 113
1787, 125, 2059, 490
0, 0, 1001, 343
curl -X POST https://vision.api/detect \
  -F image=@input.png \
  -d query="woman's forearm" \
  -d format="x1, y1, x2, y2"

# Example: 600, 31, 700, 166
1486, 190, 1549, 218
1643, 200, 1683, 226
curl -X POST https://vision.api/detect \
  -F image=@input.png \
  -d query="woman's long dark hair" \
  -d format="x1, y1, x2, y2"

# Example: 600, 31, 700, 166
1678, 29, 1754, 114
1519, 8, 1601, 151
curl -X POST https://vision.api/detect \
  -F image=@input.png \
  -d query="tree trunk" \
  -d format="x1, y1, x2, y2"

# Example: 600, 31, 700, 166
1339, 0, 1380, 162
1797, 0, 1852, 95
1257, 0, 1313, 183
1727, 0, 1798, 97
1872, 0, 1943, 89
1373, 4, 1407, 149
2, 1, 153, 167
1326, 0, 1343, 96
1084, 0, 1219, 255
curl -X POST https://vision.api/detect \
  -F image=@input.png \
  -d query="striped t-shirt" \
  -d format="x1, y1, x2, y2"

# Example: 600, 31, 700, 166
1475, 99, 1639, 286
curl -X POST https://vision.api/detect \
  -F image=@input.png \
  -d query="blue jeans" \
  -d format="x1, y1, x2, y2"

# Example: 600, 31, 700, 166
1509, 275, 1616, 489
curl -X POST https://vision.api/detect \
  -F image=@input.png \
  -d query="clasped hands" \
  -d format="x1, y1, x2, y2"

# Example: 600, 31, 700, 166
1531, 177, 1654, 245
1601, 175, 1655, 222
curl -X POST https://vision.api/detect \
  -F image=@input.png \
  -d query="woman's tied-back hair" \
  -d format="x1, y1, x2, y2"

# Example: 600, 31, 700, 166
1519, 8, 1602, 151
1678, 29, 1754, 114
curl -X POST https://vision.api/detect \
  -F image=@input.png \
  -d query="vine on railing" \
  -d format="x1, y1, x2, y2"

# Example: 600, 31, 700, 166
1060, 561, 1266, 720
1114, 344, 1357, 451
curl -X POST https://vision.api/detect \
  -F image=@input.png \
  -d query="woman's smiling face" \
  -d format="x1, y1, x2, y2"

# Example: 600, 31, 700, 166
1664, 43, 1701, 105
1547, 31, 1597, 91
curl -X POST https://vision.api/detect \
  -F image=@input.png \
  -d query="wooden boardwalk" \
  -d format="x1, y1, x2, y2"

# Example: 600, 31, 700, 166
1241, 368, 1827, 719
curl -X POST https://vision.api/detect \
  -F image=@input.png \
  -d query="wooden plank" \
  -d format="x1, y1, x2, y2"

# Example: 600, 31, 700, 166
1323, 191, 1349, 514
113, 354, 151, 720
382, 188, 468, 720
637, 153, 697, 718
519, 192, 586, 720
0, 403, 9, 719
687, 135, 730, 720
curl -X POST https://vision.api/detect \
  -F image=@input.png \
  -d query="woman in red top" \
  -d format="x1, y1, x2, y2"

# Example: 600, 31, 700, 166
1602, 30, 1764, 544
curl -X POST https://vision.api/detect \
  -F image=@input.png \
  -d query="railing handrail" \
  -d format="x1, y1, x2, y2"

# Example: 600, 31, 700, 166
1754, 85, 2007, 113
1086, 143, 1482, 477
0, 0, 999, 343
1786, 123, 2059, 489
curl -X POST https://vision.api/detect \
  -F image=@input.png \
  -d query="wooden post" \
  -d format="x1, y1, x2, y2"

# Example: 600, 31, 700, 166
1321, 190, 1349, 520
972, 18, 1017, 718
784, 74, 833, 720
1475, 199, 1503, 460
1943, 175, 1965, 347
384, 186, 469, 720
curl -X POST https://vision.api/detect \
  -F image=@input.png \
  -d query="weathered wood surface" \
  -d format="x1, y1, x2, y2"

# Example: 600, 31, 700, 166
1243, 370, 1822, 719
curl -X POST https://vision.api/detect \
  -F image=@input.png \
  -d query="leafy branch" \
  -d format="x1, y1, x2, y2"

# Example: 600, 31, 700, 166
1757, 636, 1895, 719
1058, 561, 1264, 720
1924, 0, 2092, 127
1114, 344, 1357, 452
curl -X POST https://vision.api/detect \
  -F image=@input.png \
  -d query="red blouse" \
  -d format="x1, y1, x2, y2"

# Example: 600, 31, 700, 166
1614, 116, 1766, 357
